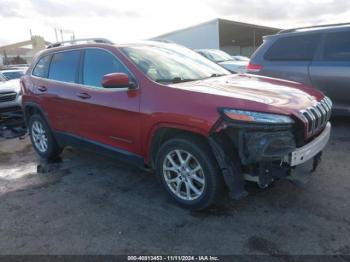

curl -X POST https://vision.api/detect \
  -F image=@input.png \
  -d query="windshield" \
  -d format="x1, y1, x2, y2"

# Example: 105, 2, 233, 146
201, 50, 233, 63
121, 44, 230, 83
0, 73, 6, 82
2, 71, 24, 80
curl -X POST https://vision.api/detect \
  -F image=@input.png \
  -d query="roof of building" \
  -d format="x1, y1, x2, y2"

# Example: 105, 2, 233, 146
151, 18, 281, 39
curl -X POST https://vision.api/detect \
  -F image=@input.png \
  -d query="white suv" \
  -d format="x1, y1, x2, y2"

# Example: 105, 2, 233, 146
0, 74, 22, 118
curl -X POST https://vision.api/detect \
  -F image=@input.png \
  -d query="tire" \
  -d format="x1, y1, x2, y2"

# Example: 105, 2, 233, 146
28, 114, 62, 160
155, 135, 224, 210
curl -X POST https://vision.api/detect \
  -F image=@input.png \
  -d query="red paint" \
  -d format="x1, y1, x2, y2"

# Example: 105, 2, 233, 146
22, 43, 326, 164
102, 73, 130, 88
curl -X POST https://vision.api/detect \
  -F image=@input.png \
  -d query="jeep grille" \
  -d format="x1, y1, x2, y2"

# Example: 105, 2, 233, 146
301, 97, 332, 137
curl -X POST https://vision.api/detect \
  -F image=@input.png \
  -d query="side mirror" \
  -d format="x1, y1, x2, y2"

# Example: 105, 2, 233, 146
102, 73, 136, 89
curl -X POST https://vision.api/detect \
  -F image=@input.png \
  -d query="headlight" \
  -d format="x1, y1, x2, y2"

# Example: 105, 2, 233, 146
221, 109, 295, 124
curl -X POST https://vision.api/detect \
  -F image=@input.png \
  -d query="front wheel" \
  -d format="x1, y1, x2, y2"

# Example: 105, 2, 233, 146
156, 136, 224, 210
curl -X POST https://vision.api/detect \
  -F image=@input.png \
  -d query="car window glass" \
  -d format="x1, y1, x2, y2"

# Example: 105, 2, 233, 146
83, 49, 130, 88
2, 71, 24, 80
265, 34, 321, 61
121, 45, 230, 83
48, 51, 80, 82
32, 55, 51, 78
0, 73, 6, 81
323, 31, 350, 61
203, 50, 232, 62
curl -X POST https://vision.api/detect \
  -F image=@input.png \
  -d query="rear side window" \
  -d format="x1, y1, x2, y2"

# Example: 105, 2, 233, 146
48, 50, 80, 83
265, 34, 321, 61
83, 49, 130, 87
32, 55, 51, 78
323, 31, 350, 61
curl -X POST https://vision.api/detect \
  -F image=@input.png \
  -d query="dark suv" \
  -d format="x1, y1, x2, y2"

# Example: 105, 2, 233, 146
21, 39, 332, 210
247, 23, 350, 116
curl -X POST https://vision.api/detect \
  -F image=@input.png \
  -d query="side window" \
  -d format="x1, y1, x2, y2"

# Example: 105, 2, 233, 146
32, 55, 51, 78
83, 49, 130, 88
48, 50, 80, 83
323, 31, 350, 61
265, 34, 321, 61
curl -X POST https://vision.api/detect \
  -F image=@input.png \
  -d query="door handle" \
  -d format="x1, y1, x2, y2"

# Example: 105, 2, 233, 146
37, 86, 47, 92
76, 92, 91, 99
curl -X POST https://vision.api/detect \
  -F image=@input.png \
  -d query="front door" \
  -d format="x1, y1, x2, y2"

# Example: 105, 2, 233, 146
72, 48, 141, 155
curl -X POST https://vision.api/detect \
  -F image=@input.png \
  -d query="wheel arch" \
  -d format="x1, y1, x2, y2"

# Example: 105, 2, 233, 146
146, 124, 210, 169
23, 102, 48, 125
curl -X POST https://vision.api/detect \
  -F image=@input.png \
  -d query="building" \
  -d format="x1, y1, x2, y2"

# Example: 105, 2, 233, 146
0, 36, 48, 66
151, 18, 281, 57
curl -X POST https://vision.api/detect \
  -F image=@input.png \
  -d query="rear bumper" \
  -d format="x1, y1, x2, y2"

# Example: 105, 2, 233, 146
289, 122, 331, 166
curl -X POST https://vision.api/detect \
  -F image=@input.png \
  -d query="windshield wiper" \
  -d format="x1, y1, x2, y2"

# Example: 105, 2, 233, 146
210, 73, 226, 77
156, 77, 198, 84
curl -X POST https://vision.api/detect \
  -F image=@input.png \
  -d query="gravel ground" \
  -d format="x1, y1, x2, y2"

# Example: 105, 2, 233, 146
0, 120, 349, 255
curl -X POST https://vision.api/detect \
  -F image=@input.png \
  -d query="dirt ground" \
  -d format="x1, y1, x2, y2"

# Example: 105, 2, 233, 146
0, 120, 349, 255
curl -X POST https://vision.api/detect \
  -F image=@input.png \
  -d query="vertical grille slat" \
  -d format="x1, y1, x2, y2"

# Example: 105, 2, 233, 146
301, 97, 332, 138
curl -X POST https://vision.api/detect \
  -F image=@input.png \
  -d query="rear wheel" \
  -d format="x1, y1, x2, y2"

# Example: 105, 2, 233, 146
156, 135, 224, 210
29, 114, 62, 160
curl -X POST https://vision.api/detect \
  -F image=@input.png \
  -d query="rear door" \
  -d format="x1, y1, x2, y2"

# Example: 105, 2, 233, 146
309, 30, 350, 113
256, 33, 321, 85
30, 50, 82, 134
45, 50, 82, 133
73, 48, 141, 155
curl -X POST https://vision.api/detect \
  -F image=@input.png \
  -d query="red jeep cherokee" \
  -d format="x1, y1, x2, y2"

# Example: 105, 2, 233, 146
21, 39, 332, 210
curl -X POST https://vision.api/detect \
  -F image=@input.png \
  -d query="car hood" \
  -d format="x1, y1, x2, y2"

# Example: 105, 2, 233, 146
169, 74, 324, 115
0, 79, 20, 93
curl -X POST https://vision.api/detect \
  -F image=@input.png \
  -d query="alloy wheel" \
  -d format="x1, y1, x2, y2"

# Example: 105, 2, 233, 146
162, 149, 205, 201
31, 120, 48, 153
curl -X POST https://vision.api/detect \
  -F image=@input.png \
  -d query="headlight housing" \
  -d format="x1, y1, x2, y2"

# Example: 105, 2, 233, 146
221, 109, 295, 124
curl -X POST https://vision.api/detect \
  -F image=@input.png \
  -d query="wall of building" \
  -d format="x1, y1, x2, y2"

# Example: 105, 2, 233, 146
152, 20, 220, 49
220, 45, 256, 57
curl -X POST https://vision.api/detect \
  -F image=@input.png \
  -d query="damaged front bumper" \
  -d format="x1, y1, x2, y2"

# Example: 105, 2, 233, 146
289, 122, 331, 166
209, 120, 331, 199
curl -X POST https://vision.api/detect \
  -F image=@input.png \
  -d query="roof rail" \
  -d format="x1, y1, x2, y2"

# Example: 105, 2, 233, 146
47, 38, 114, 49
278, 22, 350, 34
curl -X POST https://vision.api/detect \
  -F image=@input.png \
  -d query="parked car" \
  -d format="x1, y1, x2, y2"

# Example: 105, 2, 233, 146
247, 23, 350, 116
232, 55, 250, 61
0, 69, 26, 80
0, 78, 22, 117
22, 39, 332, 210
196, 49, 247, 73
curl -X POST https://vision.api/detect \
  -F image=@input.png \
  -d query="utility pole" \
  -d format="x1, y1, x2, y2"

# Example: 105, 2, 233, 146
54, 28, 59, 42
253, 30, 256, 51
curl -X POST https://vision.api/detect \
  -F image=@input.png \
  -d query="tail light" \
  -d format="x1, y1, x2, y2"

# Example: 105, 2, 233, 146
247, 62, 263, 72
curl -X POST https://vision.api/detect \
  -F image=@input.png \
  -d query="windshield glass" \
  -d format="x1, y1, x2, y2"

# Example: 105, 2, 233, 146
0, 73, 6, 82
121, 44, 230, 83
202, 50, 233, 62
2, 71, 24, 80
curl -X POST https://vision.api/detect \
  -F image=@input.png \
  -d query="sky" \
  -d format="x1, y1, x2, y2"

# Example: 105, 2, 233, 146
0, 0, 349, 46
